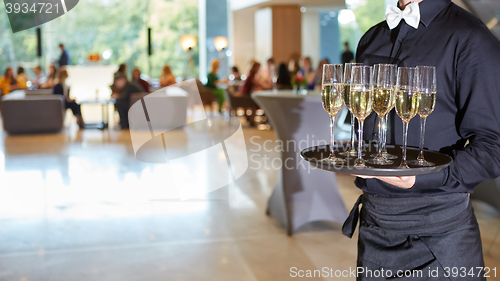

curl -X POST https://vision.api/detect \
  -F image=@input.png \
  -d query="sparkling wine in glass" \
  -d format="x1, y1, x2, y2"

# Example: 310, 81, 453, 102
349, 65, 374, 168
395, 67, 420, 169
373, 66, 398, 160
409, 66, 437, 167
321, 64, 346, 164
339, 63, 363, 157
368, 64, 397, 165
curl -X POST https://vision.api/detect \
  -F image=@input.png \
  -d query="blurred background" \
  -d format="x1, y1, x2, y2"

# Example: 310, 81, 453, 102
0, 0, 499, 280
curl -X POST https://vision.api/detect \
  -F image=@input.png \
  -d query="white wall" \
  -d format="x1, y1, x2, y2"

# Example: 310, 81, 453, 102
232, 6, 258, 74
230, 0, 269, 10
301, 11, 320, 67
254, 8, 273, 67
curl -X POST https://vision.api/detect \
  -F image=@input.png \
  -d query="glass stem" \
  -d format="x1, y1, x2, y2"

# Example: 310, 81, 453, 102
382, 114, 388, 153
357, 119, 364, 162
402, 121, 409, 166
330, 115, 336, 158
377, 115, 384, 157
418, 116, 427, 161
350, 114, 356, 152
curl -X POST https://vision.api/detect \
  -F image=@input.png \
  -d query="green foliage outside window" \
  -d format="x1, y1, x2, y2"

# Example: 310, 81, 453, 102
353, 0, 386, 34
339, 0, 388, 59
0, 0, 198, 79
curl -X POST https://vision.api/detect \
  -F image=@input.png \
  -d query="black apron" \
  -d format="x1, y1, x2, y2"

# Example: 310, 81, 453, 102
342, 193, 486, 281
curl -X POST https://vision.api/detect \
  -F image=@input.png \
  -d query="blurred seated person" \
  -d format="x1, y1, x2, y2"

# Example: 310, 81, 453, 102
131, 68, 150, 92
0, 67, 22, 95
227, 66, 241, 94
238, 62, 266, 96
205, 59, 228, 112
16, 67, 29, 89
111, 73, 141, 129
277, 63, 292, 89
297, 57, 317, 90
230, 66, 241, 81
115, 63, 127, 79
159, 65, 176, 87
32, 66, 44, 88
111, 63, 129, 93
288, 58, 300, 76
312, 59, 329, 90
53, 70, 85, 128
39, 65, 57, 89
256, 58, 275, 89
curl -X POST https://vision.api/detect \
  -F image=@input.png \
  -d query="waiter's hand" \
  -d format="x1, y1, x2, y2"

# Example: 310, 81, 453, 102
354, 175, 416, 189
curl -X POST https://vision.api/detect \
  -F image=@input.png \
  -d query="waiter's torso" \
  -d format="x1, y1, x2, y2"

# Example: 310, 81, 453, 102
355, 0, 500, 197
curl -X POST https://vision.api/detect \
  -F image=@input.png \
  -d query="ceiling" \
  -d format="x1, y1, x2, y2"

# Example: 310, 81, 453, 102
228, 0, 499, 39
229, 0, 346, 11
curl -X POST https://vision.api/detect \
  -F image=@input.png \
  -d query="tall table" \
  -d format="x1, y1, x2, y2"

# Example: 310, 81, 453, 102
252, 90, 348, 235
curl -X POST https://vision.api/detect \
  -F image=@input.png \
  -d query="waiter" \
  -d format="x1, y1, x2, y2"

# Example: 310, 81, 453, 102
342, 0, 500, 280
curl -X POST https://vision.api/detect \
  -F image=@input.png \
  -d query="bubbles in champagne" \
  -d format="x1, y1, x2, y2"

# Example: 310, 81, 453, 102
395, 90, 420, 122
321, 83, 345, 116
373, 88, 394, 116
343, 84, 351, 110
418, 91, 436, 117
349, 89, 373, 121
389, 92, 396, 111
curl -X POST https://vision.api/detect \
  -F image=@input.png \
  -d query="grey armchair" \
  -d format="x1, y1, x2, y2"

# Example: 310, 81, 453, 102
1, 94, 65, 134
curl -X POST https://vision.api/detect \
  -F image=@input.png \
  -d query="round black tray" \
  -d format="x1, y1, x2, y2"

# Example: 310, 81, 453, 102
300, 144, 452, 176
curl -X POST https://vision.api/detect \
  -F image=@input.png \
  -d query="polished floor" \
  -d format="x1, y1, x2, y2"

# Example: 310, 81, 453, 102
0, 113, 499, 281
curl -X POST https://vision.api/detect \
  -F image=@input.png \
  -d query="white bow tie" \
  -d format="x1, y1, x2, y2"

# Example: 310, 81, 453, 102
385, 2, 420, 30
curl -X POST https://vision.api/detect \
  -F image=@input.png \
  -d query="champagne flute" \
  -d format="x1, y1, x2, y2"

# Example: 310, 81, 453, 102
409, 66, 437, 166
321, 64, 346, 164
367, 64, 397, 165
395, 67, 420, 169
372, 101, 398, 160
350, 65, 374, 168
339, 63, 363, 157
373, 67, 398, 160
380, 106, 398, 159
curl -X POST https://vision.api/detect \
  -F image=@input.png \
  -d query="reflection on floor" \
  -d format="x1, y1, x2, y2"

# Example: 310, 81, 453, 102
0, 117, 499, 281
